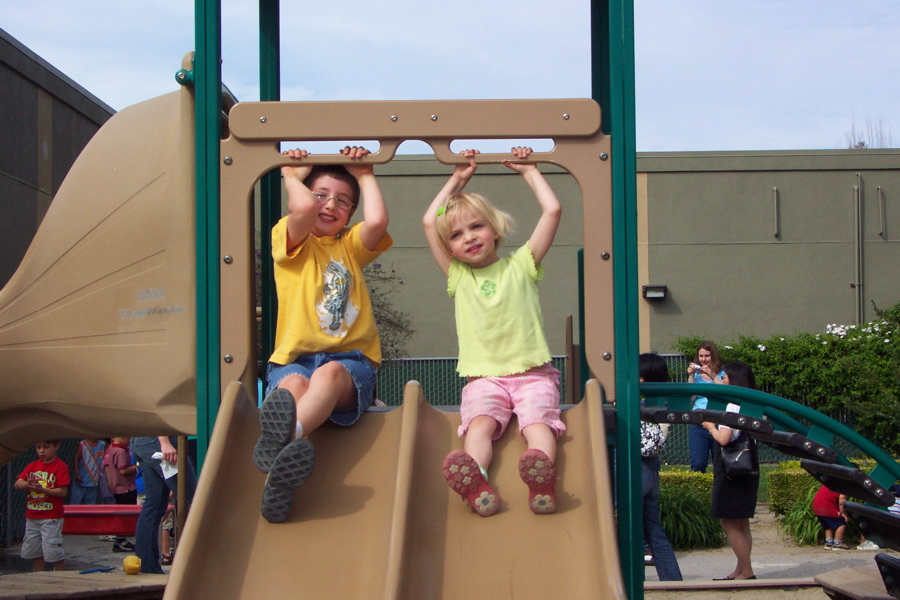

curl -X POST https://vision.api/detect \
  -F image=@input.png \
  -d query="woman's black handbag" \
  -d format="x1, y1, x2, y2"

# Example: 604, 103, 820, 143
720, 431, 759, 477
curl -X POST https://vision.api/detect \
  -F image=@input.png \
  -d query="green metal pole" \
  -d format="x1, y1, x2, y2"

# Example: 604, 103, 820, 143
592, 0, 641, 597
194, 0, 222, 471
258, 0, 281, 388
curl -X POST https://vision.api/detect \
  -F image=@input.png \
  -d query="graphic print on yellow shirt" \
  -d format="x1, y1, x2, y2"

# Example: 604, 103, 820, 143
319, 260, 357, 335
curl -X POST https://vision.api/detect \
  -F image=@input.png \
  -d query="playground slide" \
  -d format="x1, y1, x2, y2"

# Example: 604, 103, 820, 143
1, 57, 623, 596
164, 379, 625, 600
0, 83, 197, 463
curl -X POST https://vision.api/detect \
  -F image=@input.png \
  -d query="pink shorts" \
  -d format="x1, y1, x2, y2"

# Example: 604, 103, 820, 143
458, 363, 565, 440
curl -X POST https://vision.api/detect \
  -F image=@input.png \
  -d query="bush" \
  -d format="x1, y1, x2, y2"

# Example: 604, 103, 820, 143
776, 482, 865, 545
767, 462, 819, 516
776, 485, 820, 545
674, 302, 900, 452
659, 470, 725, 550
660, 468, 714, 494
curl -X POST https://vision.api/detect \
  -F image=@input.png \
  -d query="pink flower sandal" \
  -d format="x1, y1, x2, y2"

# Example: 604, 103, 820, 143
442, 450, 500, 517
518, 449, 557, 514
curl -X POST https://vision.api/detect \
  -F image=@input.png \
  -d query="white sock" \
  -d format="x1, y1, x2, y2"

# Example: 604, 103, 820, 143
479, 466, 489, 481
294, 422, 304, 441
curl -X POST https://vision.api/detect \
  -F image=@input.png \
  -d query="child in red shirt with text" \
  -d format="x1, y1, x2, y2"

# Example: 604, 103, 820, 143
812, 484, 848, 550
15, 440, 70, 571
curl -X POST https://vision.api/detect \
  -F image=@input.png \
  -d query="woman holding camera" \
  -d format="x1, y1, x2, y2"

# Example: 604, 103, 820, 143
686, 340, 724, 472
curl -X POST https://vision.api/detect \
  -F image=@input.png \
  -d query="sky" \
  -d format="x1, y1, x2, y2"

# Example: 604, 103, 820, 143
4, 1, 898, 153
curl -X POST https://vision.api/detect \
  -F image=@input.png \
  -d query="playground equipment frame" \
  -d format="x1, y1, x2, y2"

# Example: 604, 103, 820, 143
189, 0, 643, 596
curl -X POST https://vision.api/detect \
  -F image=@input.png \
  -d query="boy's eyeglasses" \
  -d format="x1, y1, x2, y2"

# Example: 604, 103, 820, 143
312, 192, 354, 211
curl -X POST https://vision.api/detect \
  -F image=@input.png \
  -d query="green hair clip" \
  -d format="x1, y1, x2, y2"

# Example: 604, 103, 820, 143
436, 206, 446, 216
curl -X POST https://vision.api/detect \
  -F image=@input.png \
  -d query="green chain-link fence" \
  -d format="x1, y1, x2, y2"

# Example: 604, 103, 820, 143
1, 354, 864, 548
376, 356, 569, 407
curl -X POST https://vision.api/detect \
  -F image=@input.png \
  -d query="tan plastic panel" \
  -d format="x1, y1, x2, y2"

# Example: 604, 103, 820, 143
0, 84, 197, 463
164, 380, 624, 600
219, 98, 615, 403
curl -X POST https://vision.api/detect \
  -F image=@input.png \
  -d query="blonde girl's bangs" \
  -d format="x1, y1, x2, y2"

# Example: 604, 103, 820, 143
435, 192, 515, 251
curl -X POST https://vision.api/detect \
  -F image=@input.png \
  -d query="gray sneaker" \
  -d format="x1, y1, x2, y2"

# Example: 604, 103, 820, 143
261, 438, 316, 523
253, 389, 296, 473
831, 541, 850, 550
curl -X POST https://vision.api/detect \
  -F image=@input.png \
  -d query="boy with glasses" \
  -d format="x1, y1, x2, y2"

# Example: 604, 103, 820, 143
253, 145, 392, 523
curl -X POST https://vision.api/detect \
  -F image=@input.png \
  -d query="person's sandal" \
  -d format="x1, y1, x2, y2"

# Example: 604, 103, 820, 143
442, 450, 501, 517
161, 552, 174, 566
518, 449, 557, 514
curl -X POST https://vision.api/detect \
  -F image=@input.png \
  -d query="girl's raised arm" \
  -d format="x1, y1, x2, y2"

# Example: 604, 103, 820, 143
423, 150, 479, 276
503, 147, 561, 265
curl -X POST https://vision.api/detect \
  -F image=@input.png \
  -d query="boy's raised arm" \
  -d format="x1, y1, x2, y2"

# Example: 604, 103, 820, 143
343, 146, 389, 251
281, 149, 317, 252
423, 150, 479, 276
503, 147, 561, 266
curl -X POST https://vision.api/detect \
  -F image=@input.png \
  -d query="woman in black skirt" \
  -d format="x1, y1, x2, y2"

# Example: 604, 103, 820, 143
701, 362, 760, 581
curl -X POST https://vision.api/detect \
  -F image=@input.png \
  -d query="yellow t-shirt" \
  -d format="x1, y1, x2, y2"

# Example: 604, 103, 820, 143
269, 218, 393, 366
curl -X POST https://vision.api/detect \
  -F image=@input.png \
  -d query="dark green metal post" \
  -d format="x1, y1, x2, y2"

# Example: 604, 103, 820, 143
194, 0, 223, 471
258, 0, 281, 384
592, 0, 641, 597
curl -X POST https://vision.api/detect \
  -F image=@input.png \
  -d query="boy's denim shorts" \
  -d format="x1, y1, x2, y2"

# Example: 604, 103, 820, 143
265, 350, 377, 427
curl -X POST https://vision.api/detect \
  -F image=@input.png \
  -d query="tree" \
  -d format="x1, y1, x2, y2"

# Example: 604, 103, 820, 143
364, 262, 414, 361
844, 116, 894, 149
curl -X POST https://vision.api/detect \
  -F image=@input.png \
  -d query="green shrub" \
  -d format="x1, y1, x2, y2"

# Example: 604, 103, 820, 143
674, 302, 900, 452
767, 464, 819, 516
777, 485, 820, 545
660, 468, 714, 494
659, 470, 725, 550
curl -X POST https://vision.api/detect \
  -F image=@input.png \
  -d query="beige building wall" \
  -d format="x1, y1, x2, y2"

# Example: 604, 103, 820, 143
358, 150, 899, 359
637, 150, 900, 353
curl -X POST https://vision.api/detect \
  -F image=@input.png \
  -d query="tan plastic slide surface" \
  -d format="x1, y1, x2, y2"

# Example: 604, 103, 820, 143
164, 380, 624, 600
0, 84, 197, 463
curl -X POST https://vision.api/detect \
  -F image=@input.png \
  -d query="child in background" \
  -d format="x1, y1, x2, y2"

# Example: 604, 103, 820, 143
424, 147, 564, 516
98, 439, 115, 506
253, 146, 392, 523
14, 440, 70, 571
70, 438, 105, 505
888, 484, 900, 516
160, 492, 176, 565
105, 437, 137, 552
812, 484, 848, 550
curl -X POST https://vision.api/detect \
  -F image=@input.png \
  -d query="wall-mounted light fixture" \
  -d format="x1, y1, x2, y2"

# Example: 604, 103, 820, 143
642, 285, 668, 300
